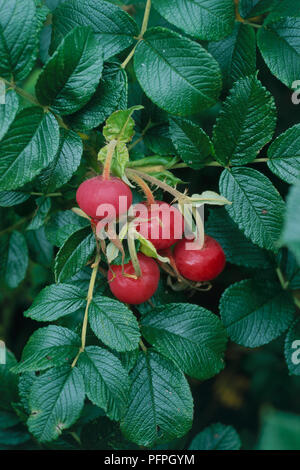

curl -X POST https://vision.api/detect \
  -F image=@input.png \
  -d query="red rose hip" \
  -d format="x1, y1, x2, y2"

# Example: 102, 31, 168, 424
174, 235, 226, 282
108, 253, 160, 304
134, 201, 184, 250
76, 176, 132, 220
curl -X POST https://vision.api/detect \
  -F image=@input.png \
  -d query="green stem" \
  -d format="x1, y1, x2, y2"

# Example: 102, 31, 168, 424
72, 249, 101, 368
0, 77, 43, 108
0, 215, 33, 237
276, 267, 289, 290
121, 0, 152, 68
139, 0, 152, 38
139, 339, 147, 353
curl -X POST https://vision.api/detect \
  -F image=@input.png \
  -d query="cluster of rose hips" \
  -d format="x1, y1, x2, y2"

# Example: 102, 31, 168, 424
76, 174, 226, 305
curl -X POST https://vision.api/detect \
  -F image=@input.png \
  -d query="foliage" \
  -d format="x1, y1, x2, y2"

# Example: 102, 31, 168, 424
0, 0, 300, 451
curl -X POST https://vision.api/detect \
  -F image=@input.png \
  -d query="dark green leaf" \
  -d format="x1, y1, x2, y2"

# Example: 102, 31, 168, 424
258, 15, 300, 88
77, 346, 130, 421
0, 351, 19, 411
0, 191, 30, 207
282, 183, 300, 265
36, 26, 103, 115
239, 0, 279, 19
212, 75, 276, 165
134, 27, 222, 116
141, 303, 227, 380
89, 295, 140, 352
143, 124, 176, 156
152, 0, 235, 41
207, 23, 256, 89
45, 210, 89, 247
0, 90, 19, 140
268, 124, 300, 184
169, 117, 213, 169
0, 107, 60, 190
36, 129, 83, 192
0, 0, 38, 81
28, 366, 85, 442
284, 319, 300, 375
51, 0, 138, 60
26, 226, 54, 267
121, 351, 193, 447
219, 167, 285, 252
27, 197, 51, 231
206, 208, 273, 269
189, 423, 241, 450
24, 283, 86, 321
54, 226, 96, 283
0, 231, 28, 289
11, 326, 80, 373
220, 279, 295, 347
66, 64, 128, 132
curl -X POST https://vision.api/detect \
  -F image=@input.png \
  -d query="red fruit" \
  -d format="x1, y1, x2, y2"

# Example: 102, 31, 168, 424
134, 201, 184, 250
174, 236, 226, 282
76, 176, 132, 220
108, 253, 160, 304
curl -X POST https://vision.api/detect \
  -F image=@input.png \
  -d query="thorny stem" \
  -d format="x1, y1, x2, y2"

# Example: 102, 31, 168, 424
102, 139, 118, 180
126, 168, 187, 202
71, 248, 101, 368
127, 172, 155, 205
121, 0, 152, 68
127, 225, 142, 278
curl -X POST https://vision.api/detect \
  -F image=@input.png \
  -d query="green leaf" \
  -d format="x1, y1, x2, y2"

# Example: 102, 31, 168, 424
11, 326, 80, 373
88, 295, 140, 352
28, 366, 85, 443
77, 346, 130, 421
285, 319, 300, 376
143, 124, 176, 156
282, 183, 300, 264
0, 90, 19, 140
24, 283, 86, 321
134, 27, 222, 116
239, 0, 279, 19
51, 0, 138, 61
0, 107, 60, 190
258, 15, 300, 88
207, 23, 256, 89
219, 167, 285, 252
0, 0, 38, 81
212, 75, 276, 165
220, 279, 295, 347
141, 303, 227, 380
189, 423, 241, 450
120, 350, 193, 447
152, 0, 235, 41
36, 26, 103, 115
0, 351, 19, 412
267, 124, 300, 184
36, 129, 83, 192
26, 226, 54, 267
206, 208, 273, 269
0, 191, 30, 207
0, 231, 28, 289
27, 197, 51, 231
257, 409, 300, 451
54, 226, 96, 283
18, 372, 37, 414
277, 249, 300, 290
103, 106, 143, 143
45, 210, 89, 247
66, 64, 128, 132
169, 117, 213, 169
